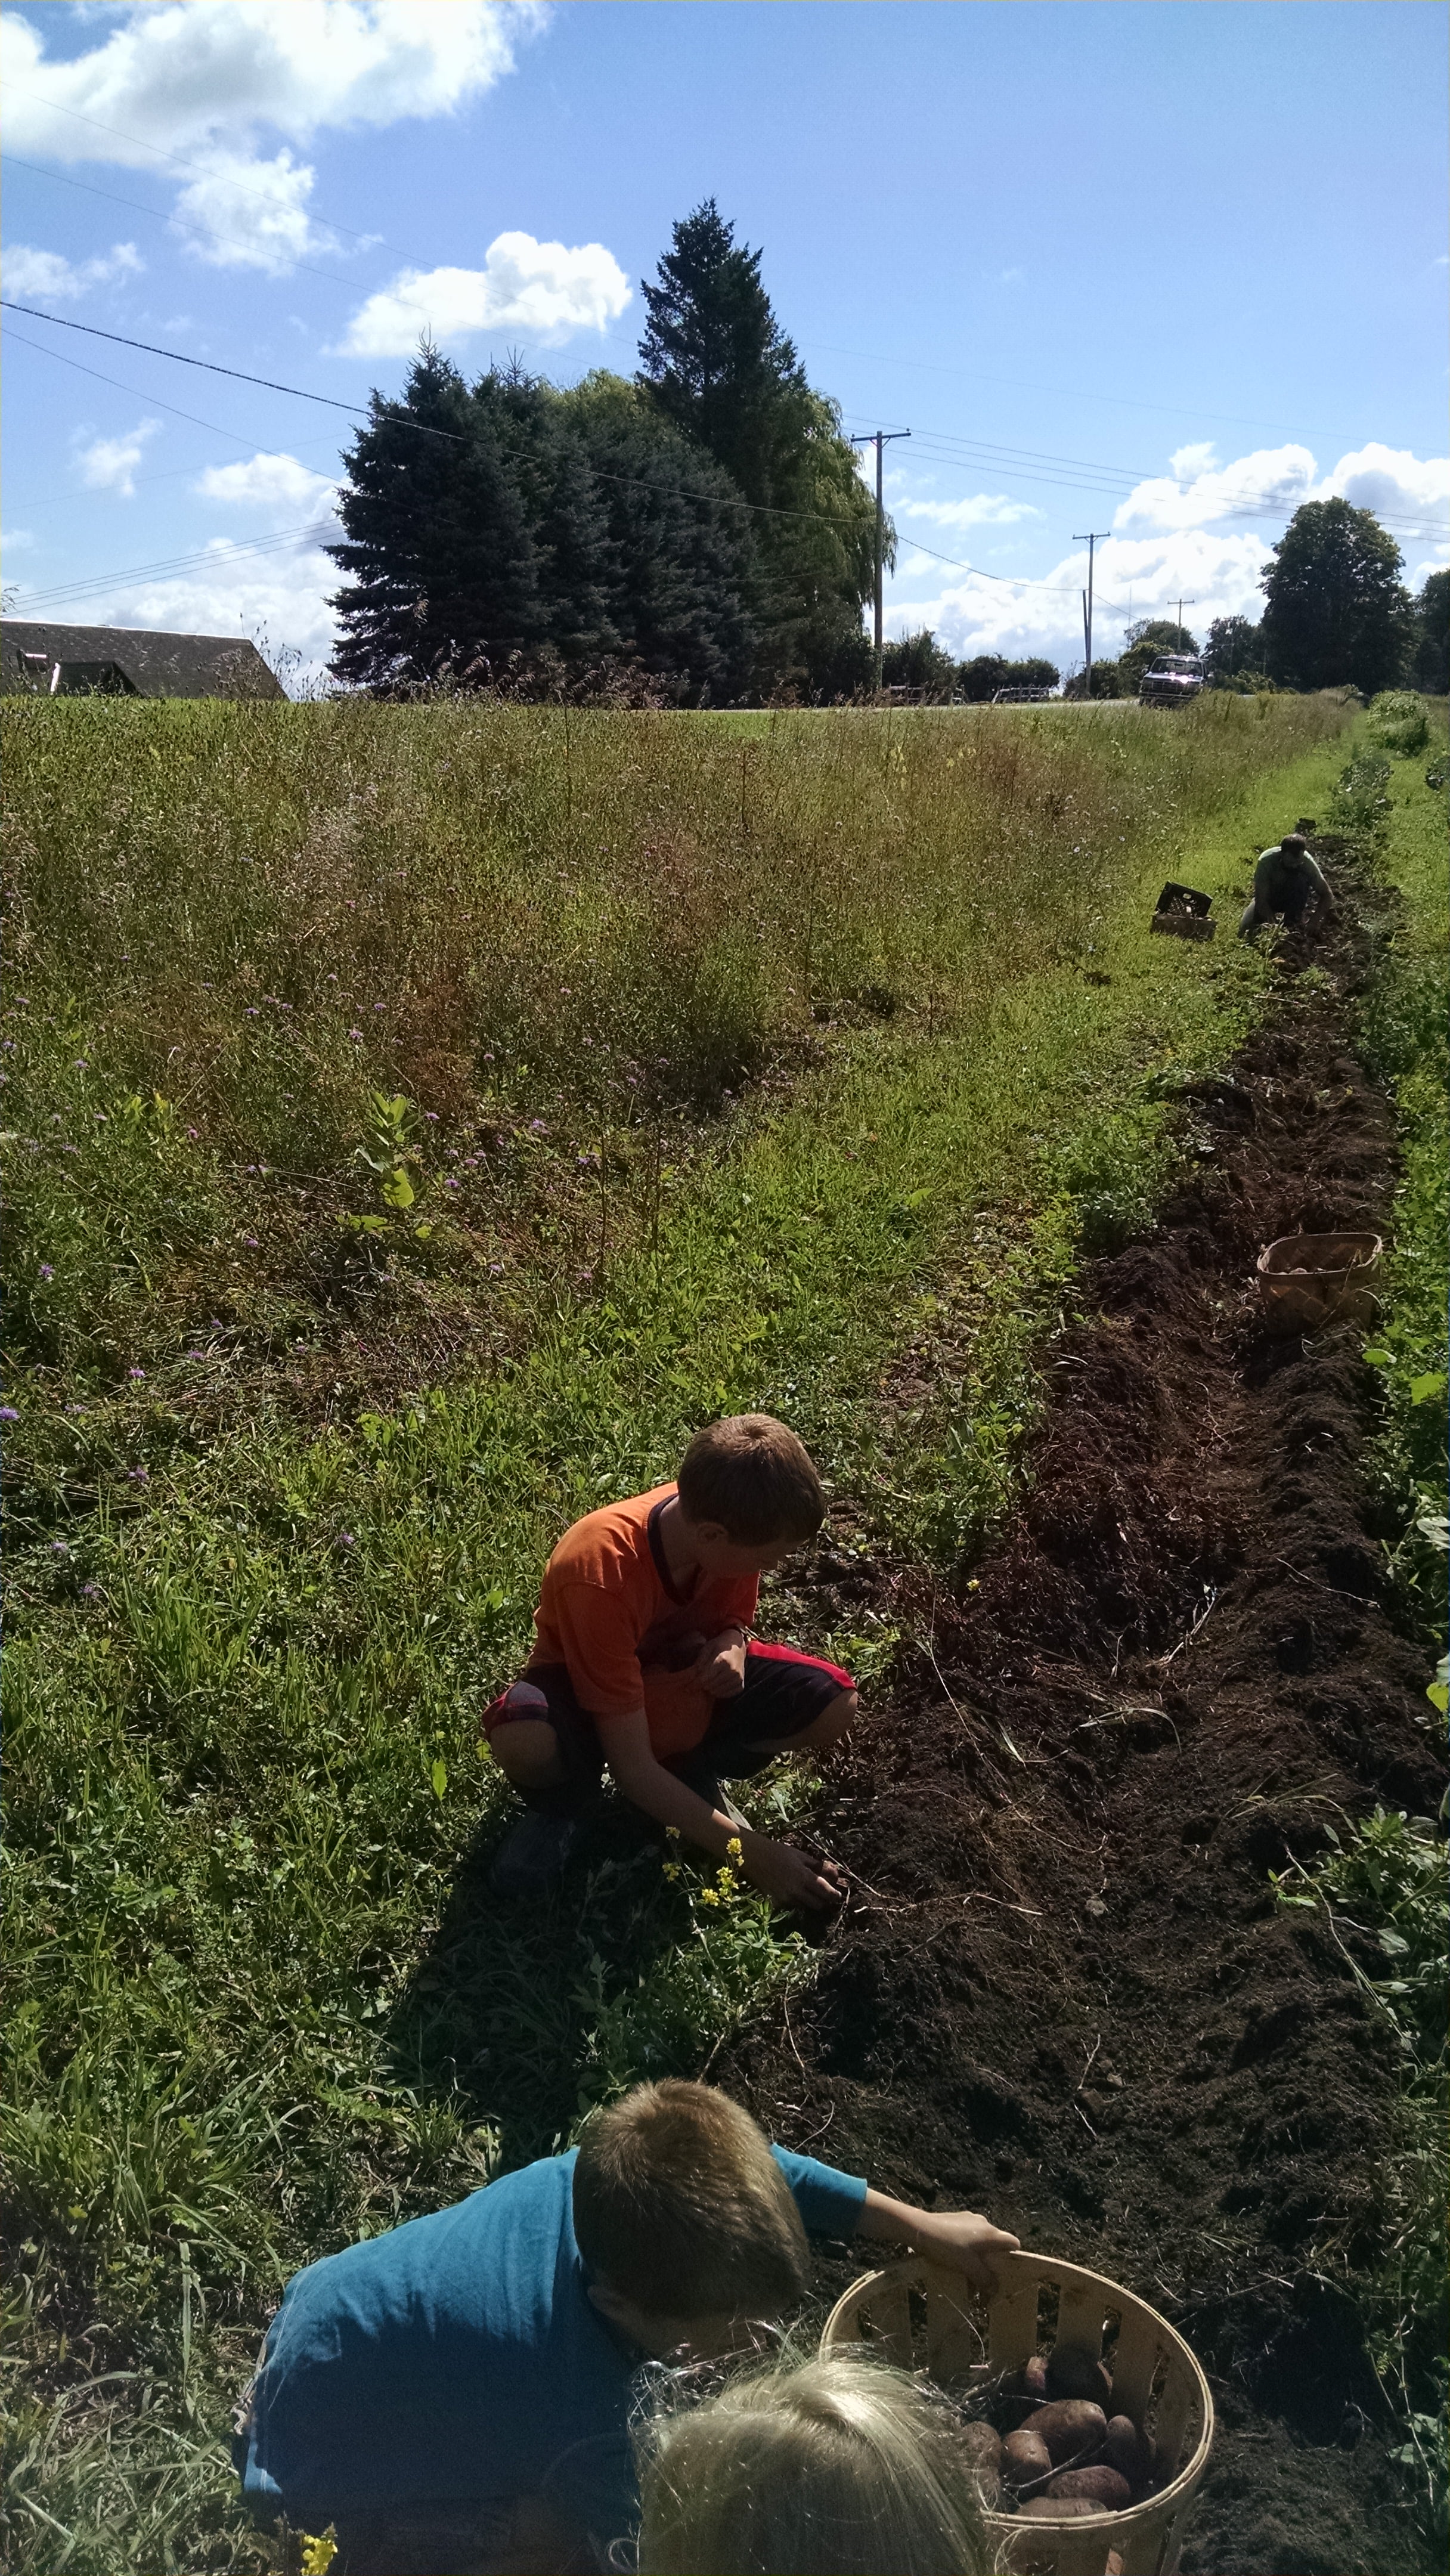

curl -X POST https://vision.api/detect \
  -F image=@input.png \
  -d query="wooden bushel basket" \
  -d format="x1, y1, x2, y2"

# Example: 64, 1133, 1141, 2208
821, 2252, 1213, 2576
1256, 1231, 1383, 1335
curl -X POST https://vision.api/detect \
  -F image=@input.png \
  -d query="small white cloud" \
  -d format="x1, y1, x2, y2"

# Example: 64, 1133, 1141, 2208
1170, 441, 1217, 482
4, 241, 142, 301
896, 494, 1041, 531
997, 266, 1024, 286
194, 451, 339, 517
2, 528, 37, 551
171, 147, 323, 274
73, 418, 162, 498
339, 233, 631, 355
72, 534, 342, 688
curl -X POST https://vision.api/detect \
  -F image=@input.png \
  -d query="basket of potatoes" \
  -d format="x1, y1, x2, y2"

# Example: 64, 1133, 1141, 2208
820, 2249, 1213, 2576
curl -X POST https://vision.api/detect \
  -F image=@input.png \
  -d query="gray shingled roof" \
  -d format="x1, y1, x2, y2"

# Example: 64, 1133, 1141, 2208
0, 621, 286, 700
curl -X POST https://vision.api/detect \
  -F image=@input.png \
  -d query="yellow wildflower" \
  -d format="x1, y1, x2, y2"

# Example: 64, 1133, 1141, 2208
726, 1835, 743, 1860
300, 2534, 338, 2576
698, 1885, 720, 1907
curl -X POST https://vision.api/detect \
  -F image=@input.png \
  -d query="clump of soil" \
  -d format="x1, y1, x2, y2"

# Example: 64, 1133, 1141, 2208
725, 889, 1446, 2576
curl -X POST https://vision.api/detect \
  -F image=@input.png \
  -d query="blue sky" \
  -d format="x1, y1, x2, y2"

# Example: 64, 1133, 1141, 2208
2, 0, 1446, 682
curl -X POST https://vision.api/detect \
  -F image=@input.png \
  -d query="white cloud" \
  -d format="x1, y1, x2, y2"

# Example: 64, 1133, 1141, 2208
1, 2, 538, 159
1169, 441, 1217, 481
2, 2, 543, 276
1115, 443, 1319, 534
1319, 442, 1449, 540
73, 419, 162, 497
171, 147, 323, 273
4, 240, 142, 300
194, 451, 339, 516
339, 233, 631, 354
896, 494, 1041, 531
2, 528, 37, 552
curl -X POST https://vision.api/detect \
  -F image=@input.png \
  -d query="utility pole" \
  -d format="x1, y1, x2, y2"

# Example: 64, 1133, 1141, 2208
851, 429, 910, 691
1176, 596, 1197, 644
1074, 531, 1110, 699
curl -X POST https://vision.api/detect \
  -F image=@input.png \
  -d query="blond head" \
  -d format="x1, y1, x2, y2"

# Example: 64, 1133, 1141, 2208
637, 2348, 994, 2575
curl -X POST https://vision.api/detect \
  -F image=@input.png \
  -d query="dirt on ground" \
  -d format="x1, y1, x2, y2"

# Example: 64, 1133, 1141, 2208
721, 882, 1446, 2576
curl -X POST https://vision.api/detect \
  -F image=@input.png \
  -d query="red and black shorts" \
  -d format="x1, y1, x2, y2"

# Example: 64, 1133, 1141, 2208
483, 1643, 854, 1799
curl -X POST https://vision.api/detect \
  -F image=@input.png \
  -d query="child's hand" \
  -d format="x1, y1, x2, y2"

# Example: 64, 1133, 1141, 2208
695, 1630, 747, 1698
896, 2205, 1021, 2289
740, 1834, 847, 1914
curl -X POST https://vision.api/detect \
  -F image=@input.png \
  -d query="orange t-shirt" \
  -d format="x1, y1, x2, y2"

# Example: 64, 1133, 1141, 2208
526, 1483, 759, 1759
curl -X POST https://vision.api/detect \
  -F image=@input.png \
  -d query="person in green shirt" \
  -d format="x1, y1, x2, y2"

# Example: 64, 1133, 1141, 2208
1238, 831, 1336, 937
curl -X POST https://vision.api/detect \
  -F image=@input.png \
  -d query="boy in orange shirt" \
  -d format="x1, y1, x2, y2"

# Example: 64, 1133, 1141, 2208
484, 1416, 855, 1909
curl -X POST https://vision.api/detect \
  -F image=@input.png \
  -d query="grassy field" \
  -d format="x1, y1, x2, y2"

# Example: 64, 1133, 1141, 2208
1, 689, 1368, 2570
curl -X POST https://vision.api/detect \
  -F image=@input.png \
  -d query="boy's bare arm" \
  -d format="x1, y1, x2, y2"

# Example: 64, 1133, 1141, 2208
855, 2187, 1021, 2291
603, 1708, 844, 1912
695, 1626, 747, 1696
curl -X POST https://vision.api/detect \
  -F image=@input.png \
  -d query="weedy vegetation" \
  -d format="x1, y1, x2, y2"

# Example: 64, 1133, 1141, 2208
0, 688, 1387, 2569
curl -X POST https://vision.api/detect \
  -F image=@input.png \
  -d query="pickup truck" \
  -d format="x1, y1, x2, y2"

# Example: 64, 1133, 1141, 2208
1139, 653, 1205, 706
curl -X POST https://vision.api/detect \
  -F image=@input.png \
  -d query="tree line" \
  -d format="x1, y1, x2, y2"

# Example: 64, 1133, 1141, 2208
327, 202, 878, 704
329, 205, 1448, 708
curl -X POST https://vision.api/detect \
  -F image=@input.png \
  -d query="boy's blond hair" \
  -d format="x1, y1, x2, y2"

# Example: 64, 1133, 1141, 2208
572, 2081, 809, 2319
677, 1415, 825, 1545
636, 2349, 994, 2575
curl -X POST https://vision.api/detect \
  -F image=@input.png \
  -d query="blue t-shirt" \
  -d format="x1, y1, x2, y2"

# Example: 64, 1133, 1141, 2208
240, 2142, 866, 2549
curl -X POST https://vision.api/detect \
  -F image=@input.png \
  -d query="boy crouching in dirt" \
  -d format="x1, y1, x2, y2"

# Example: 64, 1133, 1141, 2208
484, 1414, 854, 1912
237, 2079, 1019, 2575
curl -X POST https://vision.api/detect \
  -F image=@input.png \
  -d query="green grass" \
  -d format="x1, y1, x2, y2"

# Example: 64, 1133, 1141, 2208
1, 691, 1361, 2571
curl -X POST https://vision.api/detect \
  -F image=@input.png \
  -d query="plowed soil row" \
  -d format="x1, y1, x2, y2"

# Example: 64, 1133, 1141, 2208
723, 885, 1446, 2576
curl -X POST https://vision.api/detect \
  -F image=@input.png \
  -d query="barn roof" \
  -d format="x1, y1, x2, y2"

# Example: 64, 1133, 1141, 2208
0, 620, 286, 700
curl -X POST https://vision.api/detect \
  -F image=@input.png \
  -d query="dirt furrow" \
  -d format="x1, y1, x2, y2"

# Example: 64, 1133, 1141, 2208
724, 886, 1445, 2576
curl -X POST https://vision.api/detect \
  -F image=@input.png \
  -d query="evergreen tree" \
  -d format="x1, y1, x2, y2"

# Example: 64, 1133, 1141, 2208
1260, 499, 1414, 695
1409, 568, 1448, 696
563, 373, 757, 702
327, 349, 541, 690
638, 203, 875, 696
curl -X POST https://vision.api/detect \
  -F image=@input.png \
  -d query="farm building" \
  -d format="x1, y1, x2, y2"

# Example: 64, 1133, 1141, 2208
0, 619, 284, 700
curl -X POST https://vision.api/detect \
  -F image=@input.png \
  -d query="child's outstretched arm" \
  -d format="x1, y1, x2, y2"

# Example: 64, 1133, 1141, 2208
854, 2188, 1021, 2292
604, 1708, 846, 1913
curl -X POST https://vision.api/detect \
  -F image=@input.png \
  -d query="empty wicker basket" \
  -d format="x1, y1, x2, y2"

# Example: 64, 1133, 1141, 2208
1255, 1231, 1382, 1335
821, 2251, 1213, 2576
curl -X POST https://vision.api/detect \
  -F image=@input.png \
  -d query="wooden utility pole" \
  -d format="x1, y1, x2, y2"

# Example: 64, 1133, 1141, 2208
851, 429, 910, 689
1074, 531, 1110, 699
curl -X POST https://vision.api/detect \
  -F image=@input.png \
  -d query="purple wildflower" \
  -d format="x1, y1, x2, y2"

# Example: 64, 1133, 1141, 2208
129, 1367, 145, 1380
243, 1234, 259, 1249
349, 1028, 364, 1042
82, 1582, 101, 1599
0, 1405, 18, 1421
39, 1264, 53, 1280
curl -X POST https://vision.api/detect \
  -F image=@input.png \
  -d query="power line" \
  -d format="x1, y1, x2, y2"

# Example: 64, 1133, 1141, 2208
0, 298, 464, 436
16, 520, 339, 613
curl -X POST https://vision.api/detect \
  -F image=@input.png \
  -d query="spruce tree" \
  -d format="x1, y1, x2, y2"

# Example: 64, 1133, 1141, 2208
327, 349, 541, 689
638, 205, 875, 697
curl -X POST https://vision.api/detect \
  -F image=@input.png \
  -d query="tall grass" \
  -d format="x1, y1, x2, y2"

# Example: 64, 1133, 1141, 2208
1, 692, 1356, 2571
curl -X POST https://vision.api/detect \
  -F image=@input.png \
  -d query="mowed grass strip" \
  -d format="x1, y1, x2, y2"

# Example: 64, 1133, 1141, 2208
1, 693, 1354, 2572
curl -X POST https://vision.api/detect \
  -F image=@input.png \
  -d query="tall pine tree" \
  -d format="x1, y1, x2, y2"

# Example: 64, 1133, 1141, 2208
638, 202, 876, 698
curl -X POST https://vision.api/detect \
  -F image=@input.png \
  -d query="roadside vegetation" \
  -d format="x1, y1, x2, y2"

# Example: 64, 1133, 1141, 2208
0, 686, 1387, 2570
1291, 714, 1449, 2549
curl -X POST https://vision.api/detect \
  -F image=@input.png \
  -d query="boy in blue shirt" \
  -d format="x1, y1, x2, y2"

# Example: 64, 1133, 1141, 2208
238, 2079, 1018, 2574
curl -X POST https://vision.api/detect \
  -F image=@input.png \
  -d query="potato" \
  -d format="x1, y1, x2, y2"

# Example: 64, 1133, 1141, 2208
1047, 2466, 1132, 2510
1046, 2339, 1113, 2407
1024, 2351, 1049, 2399
1020, 2497, 1101, 2521
957, 2422, 1002, 2505
1023, 2399, 1108, 2464
1002, 2428, 1052, 2489
1104, 2414, 1155, 2491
